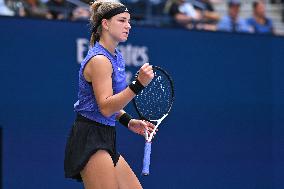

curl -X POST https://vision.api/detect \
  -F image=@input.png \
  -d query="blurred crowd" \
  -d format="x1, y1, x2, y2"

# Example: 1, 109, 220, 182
165, 0, 279, 34
0, 0, 91, 21
0, 0, 284, 35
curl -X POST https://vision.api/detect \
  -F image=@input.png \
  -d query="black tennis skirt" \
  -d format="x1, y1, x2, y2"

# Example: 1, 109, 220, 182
64, 114, 120, 182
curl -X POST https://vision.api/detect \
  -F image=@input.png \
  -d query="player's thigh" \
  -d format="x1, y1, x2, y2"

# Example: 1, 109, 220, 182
80, 150, 119, 189
115, 155, 143, 189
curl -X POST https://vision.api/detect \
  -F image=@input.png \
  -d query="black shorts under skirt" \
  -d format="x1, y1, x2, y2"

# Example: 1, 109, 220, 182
64, 114, 120, 182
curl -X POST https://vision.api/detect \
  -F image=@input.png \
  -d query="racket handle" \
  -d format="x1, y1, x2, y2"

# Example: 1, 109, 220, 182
142, 141, 152, 176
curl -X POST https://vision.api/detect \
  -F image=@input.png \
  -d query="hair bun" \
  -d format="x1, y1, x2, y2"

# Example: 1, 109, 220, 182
90, 0, 104, 12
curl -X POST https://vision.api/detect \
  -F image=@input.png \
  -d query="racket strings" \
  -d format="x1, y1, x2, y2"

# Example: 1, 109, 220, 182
135, 69, 173, 120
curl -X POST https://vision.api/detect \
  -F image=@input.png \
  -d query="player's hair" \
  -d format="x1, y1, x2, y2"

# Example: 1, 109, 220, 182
89, 0, 124, 46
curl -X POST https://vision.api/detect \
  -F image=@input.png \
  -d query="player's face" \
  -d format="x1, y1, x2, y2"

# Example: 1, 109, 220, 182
108, 12, 131, 42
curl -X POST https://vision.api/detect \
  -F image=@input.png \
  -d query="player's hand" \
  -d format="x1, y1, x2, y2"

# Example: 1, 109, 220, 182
137, 63, 154, 87
128, 119, 156, 137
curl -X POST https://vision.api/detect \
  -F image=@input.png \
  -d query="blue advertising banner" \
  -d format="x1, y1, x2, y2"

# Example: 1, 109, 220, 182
0, 17, 283, 189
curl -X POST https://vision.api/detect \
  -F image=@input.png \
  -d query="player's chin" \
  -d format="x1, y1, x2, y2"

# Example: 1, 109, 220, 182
119, 36, 128, 42
119, 34, 129, 42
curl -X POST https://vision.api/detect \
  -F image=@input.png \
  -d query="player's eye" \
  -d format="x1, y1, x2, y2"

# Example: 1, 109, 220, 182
119, 19, 126, 23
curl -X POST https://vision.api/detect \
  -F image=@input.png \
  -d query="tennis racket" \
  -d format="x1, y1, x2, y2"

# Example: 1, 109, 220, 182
133, 66, 174, 176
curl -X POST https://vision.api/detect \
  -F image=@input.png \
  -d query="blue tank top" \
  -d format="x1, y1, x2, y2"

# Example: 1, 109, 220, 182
74, 42, 127, 126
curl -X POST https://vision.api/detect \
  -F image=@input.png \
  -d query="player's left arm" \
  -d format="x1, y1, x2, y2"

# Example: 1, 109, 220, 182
116, 110, 155, 136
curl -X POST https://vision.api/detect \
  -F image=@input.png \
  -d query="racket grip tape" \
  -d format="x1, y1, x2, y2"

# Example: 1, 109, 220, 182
142, 142, 152, 176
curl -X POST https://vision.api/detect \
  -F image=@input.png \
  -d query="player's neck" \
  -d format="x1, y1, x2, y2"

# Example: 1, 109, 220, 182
99, 37, 118, 55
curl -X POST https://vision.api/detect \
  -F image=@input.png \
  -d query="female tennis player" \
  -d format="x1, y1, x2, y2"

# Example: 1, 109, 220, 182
64, 1, 155, 189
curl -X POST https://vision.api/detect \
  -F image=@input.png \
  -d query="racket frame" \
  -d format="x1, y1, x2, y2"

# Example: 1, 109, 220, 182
132, 66, 174, 176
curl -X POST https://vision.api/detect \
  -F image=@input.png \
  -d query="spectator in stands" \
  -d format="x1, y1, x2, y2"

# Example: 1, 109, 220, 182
0, 0, 14, 16
217, 0, 252, 33
282, 0, 284, 22
4, 0, 22, 16
192, 0, 220, 24
19, 0, 52, 19
46, 0, 74, 20
247, 1, 274, 34
71, 6, 90, 21
164, 0, 202, 29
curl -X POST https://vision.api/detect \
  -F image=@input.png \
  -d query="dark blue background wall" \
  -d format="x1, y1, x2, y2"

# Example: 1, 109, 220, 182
0, 17, 283, 189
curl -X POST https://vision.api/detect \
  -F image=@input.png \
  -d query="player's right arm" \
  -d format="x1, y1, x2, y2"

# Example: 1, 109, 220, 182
84, 55, 153, 117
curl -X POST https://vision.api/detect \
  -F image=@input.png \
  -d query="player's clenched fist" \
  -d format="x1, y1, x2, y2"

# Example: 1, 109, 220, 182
137, 63, 154, 87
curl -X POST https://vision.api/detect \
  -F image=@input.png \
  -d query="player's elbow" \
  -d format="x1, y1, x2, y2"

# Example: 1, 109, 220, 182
100, 107, 113, 118
97, 98, 117, 118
